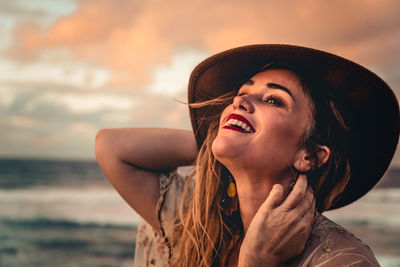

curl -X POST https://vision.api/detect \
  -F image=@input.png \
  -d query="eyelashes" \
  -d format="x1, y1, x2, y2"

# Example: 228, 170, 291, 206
264, 96, 284, 107
237, 92, 285, 107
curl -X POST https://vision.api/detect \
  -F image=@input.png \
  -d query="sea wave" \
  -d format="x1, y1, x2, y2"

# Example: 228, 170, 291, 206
1, 187, 399, 229
0, 217, 136, 267
324, 188, 400, 229
0, 217, 134, 229
376, 255, 400, 267
0, 186, 140, 227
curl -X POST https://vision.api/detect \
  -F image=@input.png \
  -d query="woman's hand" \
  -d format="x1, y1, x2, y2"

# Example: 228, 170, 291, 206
238, 174, 315, 267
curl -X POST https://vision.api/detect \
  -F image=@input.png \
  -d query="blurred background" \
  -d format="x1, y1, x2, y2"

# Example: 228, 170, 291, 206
0, 0, 399, 266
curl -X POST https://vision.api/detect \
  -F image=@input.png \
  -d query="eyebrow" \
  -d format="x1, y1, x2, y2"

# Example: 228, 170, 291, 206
243, 79, 295, 100
243, 80, 254, 85
266, 82, 295, 100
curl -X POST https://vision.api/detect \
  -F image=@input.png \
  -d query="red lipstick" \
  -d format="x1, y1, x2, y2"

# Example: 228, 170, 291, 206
223, 114, 255, 133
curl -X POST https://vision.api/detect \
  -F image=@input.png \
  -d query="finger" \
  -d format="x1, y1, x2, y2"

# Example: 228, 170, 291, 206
295, 186, 315, 217
294, 196, 316, 237
281, 174, 308, 209
311, 197, 317, 224
261, 183, 285, 211
303, 197, 316, 230
301, 192, 316, 217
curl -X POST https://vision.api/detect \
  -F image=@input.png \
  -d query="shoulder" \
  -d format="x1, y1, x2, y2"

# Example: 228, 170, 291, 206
157, 169, 187, 221
134, 170, 191, 267
134, 219, 169, 267
293, 213, 380, 267
157, 169, 191, 240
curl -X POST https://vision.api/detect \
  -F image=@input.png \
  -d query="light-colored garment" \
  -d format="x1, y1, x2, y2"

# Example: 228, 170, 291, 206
134, 171, 380, 267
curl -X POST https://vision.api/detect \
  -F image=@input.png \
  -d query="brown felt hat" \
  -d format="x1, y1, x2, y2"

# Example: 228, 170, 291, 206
188, 44, 399, 209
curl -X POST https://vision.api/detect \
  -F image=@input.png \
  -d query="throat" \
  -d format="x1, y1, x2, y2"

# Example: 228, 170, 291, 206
234, 178, 276, 234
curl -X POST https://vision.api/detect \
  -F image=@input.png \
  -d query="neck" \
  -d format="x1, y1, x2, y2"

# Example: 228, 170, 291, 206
231, 169, 293, 234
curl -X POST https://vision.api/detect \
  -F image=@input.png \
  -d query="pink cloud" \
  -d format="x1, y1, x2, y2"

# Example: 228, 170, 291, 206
7, 0, 400, 86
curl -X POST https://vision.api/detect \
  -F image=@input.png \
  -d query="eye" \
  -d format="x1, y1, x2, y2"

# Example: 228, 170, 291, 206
264, 95, 284, 107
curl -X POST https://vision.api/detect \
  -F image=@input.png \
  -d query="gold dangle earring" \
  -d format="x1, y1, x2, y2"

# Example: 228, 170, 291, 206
227, 175, 237, 197
222, 175, 238, 216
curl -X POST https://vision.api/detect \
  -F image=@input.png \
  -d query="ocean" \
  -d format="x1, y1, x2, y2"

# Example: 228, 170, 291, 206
0, 158, 399, 267
0, 159, 139, 267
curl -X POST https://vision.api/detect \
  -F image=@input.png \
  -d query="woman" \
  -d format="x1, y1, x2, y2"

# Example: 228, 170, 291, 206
95, 44, 399, 266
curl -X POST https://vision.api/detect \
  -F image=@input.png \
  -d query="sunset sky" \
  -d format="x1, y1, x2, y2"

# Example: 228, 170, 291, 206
1, 0, 399, 164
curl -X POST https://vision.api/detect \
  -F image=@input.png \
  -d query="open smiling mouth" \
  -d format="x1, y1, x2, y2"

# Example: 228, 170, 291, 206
223, 114, 255, 133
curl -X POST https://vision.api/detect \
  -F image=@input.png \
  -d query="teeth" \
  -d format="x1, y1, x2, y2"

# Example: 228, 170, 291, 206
225, 117, 253, 133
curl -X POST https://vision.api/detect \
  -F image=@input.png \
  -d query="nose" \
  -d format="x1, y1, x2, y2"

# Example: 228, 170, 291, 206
233, 95, 254, 113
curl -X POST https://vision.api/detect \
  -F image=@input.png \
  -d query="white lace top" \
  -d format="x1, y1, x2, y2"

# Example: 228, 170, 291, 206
134, 171, 380, 267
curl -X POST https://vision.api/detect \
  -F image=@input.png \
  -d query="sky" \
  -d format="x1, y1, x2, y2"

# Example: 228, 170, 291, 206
0, 0, 399, 164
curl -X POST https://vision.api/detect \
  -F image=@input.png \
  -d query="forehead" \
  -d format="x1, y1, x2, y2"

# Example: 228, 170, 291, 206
250, 68, 303, 89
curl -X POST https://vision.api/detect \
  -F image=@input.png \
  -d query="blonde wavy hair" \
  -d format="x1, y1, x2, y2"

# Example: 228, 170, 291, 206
169, 67, 351, 267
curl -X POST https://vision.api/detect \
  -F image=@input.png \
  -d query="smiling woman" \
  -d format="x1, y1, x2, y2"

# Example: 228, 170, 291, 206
95, 44, 399, 267
212, 68, 319, 189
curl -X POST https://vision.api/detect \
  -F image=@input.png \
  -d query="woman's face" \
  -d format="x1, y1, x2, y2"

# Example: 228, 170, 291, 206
212, 68, 314, 178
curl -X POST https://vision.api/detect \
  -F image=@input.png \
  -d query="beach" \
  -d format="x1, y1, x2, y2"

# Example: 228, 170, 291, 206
0, 159, 139, 266
0, 218, 137, 267
0, 159, 399, 266
324, 188, 400, 267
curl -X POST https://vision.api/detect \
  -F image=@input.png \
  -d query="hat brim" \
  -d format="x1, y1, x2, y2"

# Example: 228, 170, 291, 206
188, 44, 399, 209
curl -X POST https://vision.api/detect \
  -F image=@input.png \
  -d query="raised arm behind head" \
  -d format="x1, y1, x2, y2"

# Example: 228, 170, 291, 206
95, 128, 197, 232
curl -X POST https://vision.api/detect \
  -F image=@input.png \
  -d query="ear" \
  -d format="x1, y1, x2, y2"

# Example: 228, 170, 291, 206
316, 145, 330, 168
293, 145, 331, 173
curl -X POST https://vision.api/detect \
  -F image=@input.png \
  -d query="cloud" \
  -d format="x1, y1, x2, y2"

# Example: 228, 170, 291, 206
6, 0, 400, 88
1, 0, 399, 161
39, 92, 135, 113
0, 58, 110, 89
9, 115, 38, 128
0, 0, 77, 49
148, 48, 208, 96
0, 0, 49, 20
0, 83, 135, 128
0, 80, 191, 159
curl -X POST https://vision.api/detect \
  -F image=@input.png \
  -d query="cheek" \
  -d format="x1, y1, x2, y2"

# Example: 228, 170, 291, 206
281, 120, 303, 142
219, 104, 233, 123
212, 105, 236, 154
260, 114, 307, 153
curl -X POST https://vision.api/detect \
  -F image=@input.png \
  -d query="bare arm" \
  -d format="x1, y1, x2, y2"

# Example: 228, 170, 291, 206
95, 128, 197, 232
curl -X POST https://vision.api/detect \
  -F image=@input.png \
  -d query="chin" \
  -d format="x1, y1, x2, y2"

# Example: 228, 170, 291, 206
211, 136, 225, 161
212, 136, 231, 162
211, 135, 244, 167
